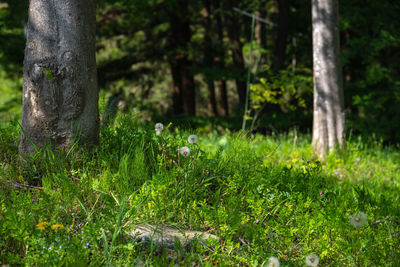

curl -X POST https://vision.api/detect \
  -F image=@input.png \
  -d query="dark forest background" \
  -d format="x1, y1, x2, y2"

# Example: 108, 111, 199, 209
1, 0, 399, 143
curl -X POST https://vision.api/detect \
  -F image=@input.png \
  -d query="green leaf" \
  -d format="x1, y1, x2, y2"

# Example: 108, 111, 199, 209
42, 68, 53, 80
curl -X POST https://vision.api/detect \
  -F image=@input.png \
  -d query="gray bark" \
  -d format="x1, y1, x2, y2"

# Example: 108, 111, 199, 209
312, 0, 345, 156
20, 0, 99, 154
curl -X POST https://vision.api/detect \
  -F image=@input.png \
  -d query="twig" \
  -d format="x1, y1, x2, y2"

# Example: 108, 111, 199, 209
262, 144, 281, 160
369, 216, 391, 227
3, 179, 43, 190
233, 7, 274, 26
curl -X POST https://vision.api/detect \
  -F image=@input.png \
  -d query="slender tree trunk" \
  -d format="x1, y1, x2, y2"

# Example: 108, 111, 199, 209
180, 58, 196, 115
204, 0, 218, 116
217, 80, 229, 116
170, 58, 184, 115
216, 3, 229, 116
168, 0, 196, 116
312, 0, 345, 156
224, 0, 247, 108
207, 81, 218, 116
260, 9, 267, 52
273, 0, 290, 70
20, 0, 99, 155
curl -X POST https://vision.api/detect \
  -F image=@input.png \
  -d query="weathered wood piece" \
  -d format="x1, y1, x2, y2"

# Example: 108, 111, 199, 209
131, 224, 218, 249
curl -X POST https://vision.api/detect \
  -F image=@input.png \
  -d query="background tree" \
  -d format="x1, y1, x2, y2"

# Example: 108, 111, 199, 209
19, 0, 99, 154
2, 0, 399, 144
311, 0, 345, 156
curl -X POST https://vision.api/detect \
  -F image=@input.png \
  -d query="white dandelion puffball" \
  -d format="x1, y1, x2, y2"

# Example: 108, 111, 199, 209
267, 256, 280, 267
179, 146, 190, 157
349, 212, 368, 228
188, 134, 198, 144
155, 123, 164, 135
305, 254, 319, 266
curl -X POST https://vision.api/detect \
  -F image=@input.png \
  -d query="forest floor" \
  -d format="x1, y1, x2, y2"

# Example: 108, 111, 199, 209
0, 115, 399, 266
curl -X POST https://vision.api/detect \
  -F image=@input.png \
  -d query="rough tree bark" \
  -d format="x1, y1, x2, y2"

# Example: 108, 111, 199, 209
312, 0, 345, 156
19, 0, 99, 155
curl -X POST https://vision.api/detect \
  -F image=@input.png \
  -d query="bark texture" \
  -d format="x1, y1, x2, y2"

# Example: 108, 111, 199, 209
312, 0, 345, 156
20, 0, 99, 154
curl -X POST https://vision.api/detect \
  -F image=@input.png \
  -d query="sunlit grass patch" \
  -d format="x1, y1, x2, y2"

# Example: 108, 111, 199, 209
0, 116, 399, 266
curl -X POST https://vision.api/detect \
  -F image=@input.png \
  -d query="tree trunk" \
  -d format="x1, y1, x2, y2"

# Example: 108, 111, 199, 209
168, 0, 196, 116
180, 58, 196, 115
224, 0, 247, 108
216, 3, 229, 116
170, 58, 184, 115
217, 80, 229, 116
273, 0, 290, 70
312, 0, 345, 156
204, 0, 218, 116
20, 0, 99, 155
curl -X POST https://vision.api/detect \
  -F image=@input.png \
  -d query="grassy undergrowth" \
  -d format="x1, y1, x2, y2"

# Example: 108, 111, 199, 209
0, 115, 399, 266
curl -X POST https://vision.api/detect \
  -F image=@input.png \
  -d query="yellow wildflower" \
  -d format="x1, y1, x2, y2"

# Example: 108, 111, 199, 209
36, 221, 48, 230
51, 224, 65, 230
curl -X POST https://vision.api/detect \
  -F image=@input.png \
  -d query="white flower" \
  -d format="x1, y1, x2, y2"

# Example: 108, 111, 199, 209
305, 254, 319, 266
188, 134, 198, 144
348, 212, 368, 228
155, 123, 164, 135
179, 146, 190, 157
267, 256, 280, 267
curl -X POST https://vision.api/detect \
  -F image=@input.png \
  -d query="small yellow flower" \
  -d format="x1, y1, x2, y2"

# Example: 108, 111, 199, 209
292, 158, 299, 163
36, 221, 48, 230
302, 165, 307, 174
51, 224, 65, 230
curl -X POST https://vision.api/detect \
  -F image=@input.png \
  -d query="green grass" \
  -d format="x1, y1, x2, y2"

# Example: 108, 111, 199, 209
0, 115, 399, 266
0, 71, 22, 122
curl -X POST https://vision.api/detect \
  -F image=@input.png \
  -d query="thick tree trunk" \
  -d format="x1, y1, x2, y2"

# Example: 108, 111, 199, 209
224, 0, 247, 108
312, 0, 345, 156
20, 0, 99, 155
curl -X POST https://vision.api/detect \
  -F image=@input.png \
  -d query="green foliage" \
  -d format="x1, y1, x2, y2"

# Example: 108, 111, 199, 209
250, 66, 312, 112
1, 118, 399, 265
339, 0, 400, 143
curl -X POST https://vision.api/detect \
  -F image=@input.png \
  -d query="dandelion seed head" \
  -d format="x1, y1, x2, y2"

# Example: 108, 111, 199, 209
349, 212, 368, 228
155, 123, 164, 134
305, 254, 319, 266
188, 134, 198, 144
267, 256, 280, 267
179, 146, 190, 157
